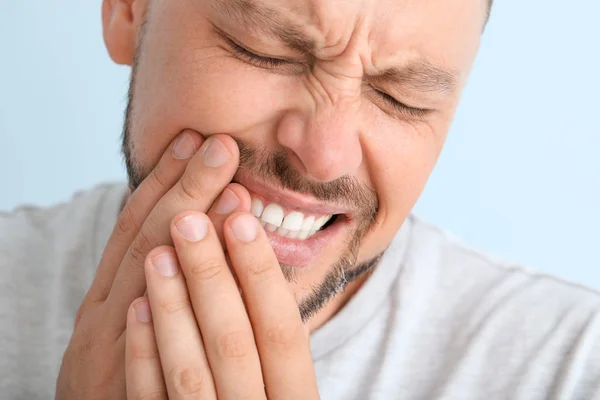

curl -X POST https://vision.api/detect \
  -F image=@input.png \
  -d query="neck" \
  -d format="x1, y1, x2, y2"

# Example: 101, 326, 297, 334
305, 272, 370, 333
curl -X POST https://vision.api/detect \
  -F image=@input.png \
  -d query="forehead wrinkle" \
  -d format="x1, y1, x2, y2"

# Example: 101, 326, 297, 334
211, 0, 317, 54
212, 0, 461, 97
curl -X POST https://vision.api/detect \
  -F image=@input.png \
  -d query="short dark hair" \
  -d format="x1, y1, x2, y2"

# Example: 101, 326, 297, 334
486, 0, 494, 26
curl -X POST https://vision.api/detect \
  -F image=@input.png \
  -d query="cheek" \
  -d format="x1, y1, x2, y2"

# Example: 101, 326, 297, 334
128, 2, 451, 262
127, 4, 294, 167
357, 117, 447, 260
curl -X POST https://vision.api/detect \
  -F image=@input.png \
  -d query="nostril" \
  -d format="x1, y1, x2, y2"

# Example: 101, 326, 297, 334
284, 149, 308, 175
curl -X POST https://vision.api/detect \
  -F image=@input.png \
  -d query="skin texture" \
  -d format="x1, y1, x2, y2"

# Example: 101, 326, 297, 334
55, 0, 487, 398
126, 210, 321, 399
118, 0, 483, 328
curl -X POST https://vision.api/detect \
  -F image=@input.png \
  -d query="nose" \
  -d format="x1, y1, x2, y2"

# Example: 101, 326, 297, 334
277, 100, 363, 183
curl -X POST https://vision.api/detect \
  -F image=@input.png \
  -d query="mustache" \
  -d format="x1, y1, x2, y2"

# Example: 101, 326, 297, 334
122, 33, 377, 222
234, 137, 379, 219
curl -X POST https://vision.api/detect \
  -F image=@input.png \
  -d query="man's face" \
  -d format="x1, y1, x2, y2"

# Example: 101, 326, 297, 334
109, 0, 484, 320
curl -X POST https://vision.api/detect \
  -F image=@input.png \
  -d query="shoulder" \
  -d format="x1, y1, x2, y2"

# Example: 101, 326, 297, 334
0, 182, 127, 267
0, 183, 127, 397
405, 215, 600, 327
401, 215, 600, 398
406, 214, 600, 308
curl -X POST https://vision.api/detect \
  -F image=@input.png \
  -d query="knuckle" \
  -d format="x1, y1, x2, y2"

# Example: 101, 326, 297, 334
128, 338, 159, 361
114, 214, 130, 239
247, 260, 276, 281
78, 338, 94, 361
167, 366, 205, 396
128, 244, 149, 271
179, 173, 208, 202
115, 204, 141, 238
189, 259, 225, 282
149, 161, 170, 189
129, 229, 156, 268
72, 331, 96, 363
216, 330, 254, 359
264, 320, 304, 350
157, 298, 190, 315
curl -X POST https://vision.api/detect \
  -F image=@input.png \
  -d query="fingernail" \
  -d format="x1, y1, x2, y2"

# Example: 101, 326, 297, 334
135, 301, 152, 323
215, 189, 240, 215
172, 132, 197, 160
175, 214, 208, 242
231, 213, 258, 243
203, 137, 230, 167
152, 253, 179, 277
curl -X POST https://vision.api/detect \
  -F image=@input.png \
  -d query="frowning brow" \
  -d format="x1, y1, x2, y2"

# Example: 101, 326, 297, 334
368, 61, 460, 95
211, 0, 317, 53
212, 0, 460, 96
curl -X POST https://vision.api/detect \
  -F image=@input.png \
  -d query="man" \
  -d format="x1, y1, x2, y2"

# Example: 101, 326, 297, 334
2, 0, 600, 398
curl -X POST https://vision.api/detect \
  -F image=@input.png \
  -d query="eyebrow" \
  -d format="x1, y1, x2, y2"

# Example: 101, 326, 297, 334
212, 0, 460, 96
211, 0, 316, 54
368, 61, 459, 96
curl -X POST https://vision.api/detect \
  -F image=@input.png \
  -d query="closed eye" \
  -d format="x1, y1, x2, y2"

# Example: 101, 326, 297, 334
229, 40, 290, 67
373, 89, 431, 119
224, 37, 305, 74
218, 28, 431, 119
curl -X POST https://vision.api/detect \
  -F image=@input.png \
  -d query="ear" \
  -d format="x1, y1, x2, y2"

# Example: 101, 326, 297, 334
102, 0, 148, 65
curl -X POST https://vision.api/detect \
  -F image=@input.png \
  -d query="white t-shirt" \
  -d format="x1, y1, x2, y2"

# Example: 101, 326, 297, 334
2, 183, 600, 399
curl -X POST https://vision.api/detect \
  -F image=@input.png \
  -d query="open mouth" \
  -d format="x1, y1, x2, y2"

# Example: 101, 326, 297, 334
250, 196, 345, 240
232, 172, 353, 266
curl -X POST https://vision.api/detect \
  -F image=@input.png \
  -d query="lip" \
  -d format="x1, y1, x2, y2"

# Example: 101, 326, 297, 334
233, 171, 353, 216
263, 215, 349, 267
233, 171, 353, 267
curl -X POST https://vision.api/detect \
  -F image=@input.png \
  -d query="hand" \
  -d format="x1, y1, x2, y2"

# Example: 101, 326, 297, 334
125, 210, 320, 399
56, 131, 244, 399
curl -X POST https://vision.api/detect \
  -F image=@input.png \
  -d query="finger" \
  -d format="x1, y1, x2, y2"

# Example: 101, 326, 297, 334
206, 183, 252, 248
224, 212, 319, 400
144, 246, 217, 399
126, 298, 168, 400
87, 130, 204, 302
106, 134, 239, 326
171, 211, 265, 399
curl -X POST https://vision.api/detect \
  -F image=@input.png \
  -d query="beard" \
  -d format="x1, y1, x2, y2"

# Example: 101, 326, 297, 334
120, 21, 383, 322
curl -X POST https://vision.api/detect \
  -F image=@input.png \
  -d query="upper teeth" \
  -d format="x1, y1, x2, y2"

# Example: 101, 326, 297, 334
250, 197, 333, 240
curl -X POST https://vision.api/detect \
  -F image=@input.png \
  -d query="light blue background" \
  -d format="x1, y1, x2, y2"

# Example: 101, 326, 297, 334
1, 2, 598, 285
